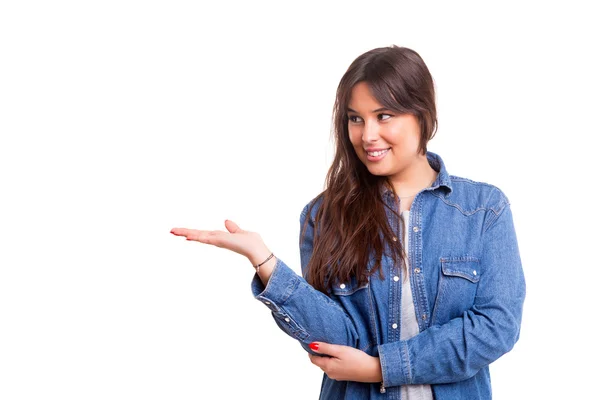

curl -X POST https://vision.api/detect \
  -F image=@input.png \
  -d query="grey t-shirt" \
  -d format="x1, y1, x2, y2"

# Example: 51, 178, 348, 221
400, 210, 434, 400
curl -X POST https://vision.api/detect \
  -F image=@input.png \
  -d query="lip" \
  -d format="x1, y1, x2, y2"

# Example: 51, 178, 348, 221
365, 147, 391, 162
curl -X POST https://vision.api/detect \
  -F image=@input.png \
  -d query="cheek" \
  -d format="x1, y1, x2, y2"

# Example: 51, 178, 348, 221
378, 128, 396, 146
348, 126, 361, 146
384, 125, 411, 147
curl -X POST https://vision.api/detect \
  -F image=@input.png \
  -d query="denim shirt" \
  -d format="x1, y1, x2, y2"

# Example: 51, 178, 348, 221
251, 151, 526, 400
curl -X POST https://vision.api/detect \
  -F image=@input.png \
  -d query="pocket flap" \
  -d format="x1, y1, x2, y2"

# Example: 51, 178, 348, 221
440, 257, 481, 283
331, 275, 369, 295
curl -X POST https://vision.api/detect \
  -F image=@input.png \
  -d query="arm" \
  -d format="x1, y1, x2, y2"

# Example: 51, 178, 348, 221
171, 214, 357, 350
378, 201, 526, 387
250, 202, 359, 351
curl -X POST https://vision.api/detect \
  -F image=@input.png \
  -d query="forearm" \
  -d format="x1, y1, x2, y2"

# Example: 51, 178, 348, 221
251, 258, 359, 349
247, 245, 277, 287
378, 301, 523, 387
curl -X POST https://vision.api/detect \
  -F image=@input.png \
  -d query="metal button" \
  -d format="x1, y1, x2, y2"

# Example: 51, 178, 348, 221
413, 226, 419, 232
392, 323, 398, 329
392, 236, 398, 242
473, 270, 477, 276
284, 317, 290, 322
421, 314, 427, 320
414, 268, 420, 273
340, 283, 346, 289
393, 276, 400, 282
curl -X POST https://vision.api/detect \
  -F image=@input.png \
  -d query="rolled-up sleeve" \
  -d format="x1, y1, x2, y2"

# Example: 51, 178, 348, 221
250, 201, 359, 351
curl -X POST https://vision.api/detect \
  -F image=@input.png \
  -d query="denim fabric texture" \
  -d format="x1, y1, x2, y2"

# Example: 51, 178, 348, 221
251, 151, 526, 400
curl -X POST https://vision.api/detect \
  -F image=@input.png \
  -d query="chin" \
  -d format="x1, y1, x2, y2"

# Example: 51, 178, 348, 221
366, 166, 389, 176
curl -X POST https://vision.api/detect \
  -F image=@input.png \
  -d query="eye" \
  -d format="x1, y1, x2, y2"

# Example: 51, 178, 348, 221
348, 115, 363, 123
378, 113, 393, 121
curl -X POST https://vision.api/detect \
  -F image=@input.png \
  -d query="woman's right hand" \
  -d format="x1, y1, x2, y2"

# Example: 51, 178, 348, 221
170, 220, 276, 278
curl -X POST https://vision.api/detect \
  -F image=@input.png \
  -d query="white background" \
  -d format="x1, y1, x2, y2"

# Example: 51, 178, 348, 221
1, 1, 598, 399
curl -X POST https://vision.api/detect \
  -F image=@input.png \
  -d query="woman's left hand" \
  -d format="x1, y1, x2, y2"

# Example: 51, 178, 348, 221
308, 342, 382, 383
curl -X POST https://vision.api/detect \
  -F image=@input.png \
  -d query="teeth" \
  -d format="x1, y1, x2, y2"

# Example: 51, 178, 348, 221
367, 149, 389, 157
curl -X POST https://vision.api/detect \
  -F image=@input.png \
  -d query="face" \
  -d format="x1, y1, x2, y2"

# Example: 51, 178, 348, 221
347, 81, 422, 179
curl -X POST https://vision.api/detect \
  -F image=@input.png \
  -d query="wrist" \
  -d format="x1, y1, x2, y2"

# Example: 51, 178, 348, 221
248, 246, 273, 267
371, 356, 383, 382
252, 251, 277, 286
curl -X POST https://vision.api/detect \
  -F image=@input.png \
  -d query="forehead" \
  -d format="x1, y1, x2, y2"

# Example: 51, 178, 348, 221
348, 82, 384, 111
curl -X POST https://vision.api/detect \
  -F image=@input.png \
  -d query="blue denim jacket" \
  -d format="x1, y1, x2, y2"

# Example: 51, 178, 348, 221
251, 151, 526, 399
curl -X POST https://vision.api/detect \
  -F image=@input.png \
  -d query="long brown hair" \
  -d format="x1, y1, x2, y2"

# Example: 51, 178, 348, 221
301, 45, 438, 293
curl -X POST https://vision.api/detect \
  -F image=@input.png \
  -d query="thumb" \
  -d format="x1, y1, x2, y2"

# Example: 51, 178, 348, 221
309, 341, 341, 357
224, 219, 242, 234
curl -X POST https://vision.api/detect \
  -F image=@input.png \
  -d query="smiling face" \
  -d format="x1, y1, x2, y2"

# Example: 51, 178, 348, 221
347, 81, 423, 181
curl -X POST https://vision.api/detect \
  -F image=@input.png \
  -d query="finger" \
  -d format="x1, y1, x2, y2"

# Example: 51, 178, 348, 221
308, 353, 327, 369
171, 228, 208, 238
170, 228, 228, 245
170, 228, 192, 237
224, 220, 242, 234
312, 342, 342, 357
309, 342, 321, 353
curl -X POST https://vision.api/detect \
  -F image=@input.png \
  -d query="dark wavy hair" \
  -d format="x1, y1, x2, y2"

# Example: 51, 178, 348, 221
302, 45, 438, 293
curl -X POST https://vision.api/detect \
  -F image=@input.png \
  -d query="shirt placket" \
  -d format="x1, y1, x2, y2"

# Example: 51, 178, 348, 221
386, 195, 403, 343
409, 195, 431, 332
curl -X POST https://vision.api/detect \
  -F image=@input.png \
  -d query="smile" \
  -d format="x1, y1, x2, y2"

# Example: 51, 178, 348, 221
367, 148, 390, 157
365, 148, 391, 162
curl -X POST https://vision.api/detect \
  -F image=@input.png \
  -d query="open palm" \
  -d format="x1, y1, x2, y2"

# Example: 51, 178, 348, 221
170, 220, 265, 260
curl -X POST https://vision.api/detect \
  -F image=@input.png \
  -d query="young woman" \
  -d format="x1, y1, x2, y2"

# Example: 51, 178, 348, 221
171, 45, 526, 399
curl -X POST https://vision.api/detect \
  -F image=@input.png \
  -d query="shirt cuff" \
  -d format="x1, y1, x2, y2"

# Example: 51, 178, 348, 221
251, 258, 301, 313
378, 340, 411, 387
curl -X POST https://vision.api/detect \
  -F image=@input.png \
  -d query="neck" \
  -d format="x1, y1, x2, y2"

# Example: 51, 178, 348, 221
387, 153, 438, 198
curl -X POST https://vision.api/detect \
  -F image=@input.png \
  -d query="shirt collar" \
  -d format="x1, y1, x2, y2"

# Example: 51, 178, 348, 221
426, 150, 453, 195
380, 150, 453, 199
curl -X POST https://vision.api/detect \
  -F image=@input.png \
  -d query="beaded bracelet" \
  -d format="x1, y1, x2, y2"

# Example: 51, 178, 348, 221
253, 252, 274, 274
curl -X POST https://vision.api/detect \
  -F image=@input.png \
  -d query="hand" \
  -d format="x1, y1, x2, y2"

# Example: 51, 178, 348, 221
308, 342, 382, 383
170, 220, 271, 266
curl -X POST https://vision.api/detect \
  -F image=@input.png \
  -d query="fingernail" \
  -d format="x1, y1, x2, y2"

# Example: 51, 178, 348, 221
309, 342, 319, 351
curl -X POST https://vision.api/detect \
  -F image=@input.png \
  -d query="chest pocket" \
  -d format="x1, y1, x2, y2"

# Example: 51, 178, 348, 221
432, 256, 481, 325
328, 274, 374, 352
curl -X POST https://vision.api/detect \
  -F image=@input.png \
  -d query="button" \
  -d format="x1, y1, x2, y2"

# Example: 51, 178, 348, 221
393, 276, 400, 282
264, 301, 271, 305
392, 323, 398, 329
421, 314, 427, 320
414, 268, 420, 273
413, 226, 419, 232
473, 270, 477, 276
392, 236, 398, 242
284, 317, 290, 322
339, 283, 346, 289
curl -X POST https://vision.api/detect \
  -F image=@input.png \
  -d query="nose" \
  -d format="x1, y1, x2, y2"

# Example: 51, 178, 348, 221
362, 119, 380, 143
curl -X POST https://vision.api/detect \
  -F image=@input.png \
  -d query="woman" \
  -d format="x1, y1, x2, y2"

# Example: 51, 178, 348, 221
171, 45, 526, 399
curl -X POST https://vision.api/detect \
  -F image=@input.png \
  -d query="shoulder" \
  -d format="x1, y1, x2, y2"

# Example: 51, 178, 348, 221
437, 174, 510, 215
300, 192, 325, 223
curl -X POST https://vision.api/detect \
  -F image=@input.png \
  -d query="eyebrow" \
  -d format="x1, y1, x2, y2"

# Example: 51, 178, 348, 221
347, 107, 390, 113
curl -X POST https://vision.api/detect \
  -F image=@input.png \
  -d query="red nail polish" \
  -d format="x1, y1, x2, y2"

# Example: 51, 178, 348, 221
309, 342, 319, 351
